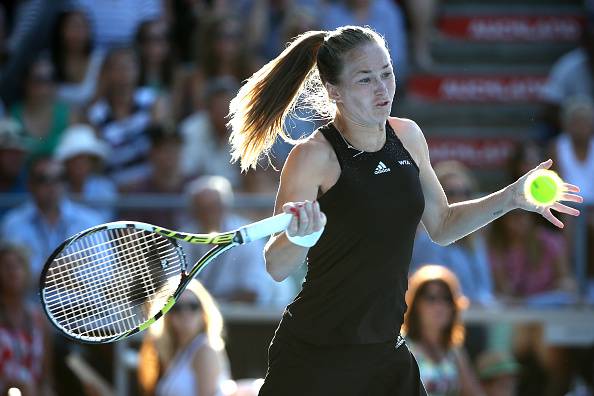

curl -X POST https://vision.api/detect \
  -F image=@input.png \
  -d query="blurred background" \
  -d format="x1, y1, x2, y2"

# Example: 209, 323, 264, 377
0, 0, 593, 395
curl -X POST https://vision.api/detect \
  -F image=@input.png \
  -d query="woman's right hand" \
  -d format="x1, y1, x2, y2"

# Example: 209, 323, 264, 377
282, 200, 327, 238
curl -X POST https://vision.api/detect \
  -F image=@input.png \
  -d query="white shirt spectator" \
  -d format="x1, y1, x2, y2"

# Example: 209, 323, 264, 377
542, 48, 594, 104
179, 112, 241, 187
0, 199, 103, 279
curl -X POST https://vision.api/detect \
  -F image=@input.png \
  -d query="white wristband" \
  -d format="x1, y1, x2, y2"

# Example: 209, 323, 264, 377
285, 227, 325, 248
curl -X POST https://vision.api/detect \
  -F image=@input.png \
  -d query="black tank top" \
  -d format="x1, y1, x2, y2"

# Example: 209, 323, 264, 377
277, 120, 425, 345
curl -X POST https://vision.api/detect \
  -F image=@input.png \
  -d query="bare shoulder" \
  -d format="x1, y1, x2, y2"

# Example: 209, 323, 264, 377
389, 117, 426, 144
288, 130, 333, 166
192, 340, 220, 368
283, 128, 334, 177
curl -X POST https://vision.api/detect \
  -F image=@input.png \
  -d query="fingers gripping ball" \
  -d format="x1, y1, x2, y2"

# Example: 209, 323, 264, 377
524, 169, 564, 207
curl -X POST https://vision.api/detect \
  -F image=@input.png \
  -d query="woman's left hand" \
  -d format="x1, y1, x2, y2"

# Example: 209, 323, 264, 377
510, 159, 583, 228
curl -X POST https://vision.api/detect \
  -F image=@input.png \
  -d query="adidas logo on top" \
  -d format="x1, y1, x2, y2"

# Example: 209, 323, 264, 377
374, 161, 391, 174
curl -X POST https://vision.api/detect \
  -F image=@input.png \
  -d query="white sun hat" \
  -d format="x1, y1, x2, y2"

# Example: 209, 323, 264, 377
55, 124, 109, 162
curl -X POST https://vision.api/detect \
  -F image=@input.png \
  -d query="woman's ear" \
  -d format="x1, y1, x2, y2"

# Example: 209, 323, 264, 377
325, 82, 342, 103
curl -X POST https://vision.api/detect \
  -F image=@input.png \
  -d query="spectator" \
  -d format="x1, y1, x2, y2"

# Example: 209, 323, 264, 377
550, 96, 594, 303
137, 279, 230, 396
135, 19, 174, 93
0, 0, 66, 106
87, 47, 162, 187
476, 351, 519, 396
551, 96, 594, 204
244, 0, 318, 61
0, 242, 54, 396
489, 143, 577, 305
0, 156, 102, 281
403, 265, 485, 396
179, 176, 294, 306
412, 160, 496, 307
0, 117, 28, 196
72, 0, 164, 49
189, 14, 260, 111
120, 123, 186, 229
541, 24, 594, 138
403, 0, 438, 69
487, 209, 576, 304
54, 123, 116, 222
180, 77, 242, 186
9, 55, 71, 158
322, 0, 408, 80
50, 9, 104, 109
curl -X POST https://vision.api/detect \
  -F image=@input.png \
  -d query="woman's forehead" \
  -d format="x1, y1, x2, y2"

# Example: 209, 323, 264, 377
423, 280, 449, 293
341, 43, 391, 75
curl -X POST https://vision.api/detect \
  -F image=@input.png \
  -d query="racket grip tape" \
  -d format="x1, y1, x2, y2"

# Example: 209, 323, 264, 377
240, 213, 293, 243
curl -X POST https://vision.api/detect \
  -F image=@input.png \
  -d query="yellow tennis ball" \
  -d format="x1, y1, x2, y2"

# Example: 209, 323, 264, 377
524, 169, 564, 207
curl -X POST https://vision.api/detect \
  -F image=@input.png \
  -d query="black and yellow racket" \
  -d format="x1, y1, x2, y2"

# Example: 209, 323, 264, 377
39, 213, 291, 343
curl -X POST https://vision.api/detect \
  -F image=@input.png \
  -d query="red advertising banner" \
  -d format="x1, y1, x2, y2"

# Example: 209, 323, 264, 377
439, 15, 585, 42
427, 137, 518, 168
409, 75, 548, 102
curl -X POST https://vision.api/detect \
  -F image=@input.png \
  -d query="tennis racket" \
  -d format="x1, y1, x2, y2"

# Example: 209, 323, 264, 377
39, 213, 292, 344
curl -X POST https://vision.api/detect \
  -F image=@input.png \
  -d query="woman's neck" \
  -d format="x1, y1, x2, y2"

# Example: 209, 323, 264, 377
420, 330, 446, 360
334, 111, 386, 152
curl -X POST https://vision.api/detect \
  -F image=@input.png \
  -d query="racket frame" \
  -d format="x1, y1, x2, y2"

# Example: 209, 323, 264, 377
39, 213, 291, 343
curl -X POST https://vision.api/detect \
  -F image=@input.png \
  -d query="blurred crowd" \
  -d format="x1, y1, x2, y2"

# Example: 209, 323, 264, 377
0, 0, 592, 395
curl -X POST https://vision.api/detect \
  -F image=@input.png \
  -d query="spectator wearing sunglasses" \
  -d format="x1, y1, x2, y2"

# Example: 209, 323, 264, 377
403, 265, 485, 396
0, 156, 102, 283
137, 279, 231, 396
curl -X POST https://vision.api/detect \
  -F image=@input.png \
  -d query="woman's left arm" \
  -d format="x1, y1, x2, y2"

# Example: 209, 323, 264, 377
398, 119, 583, 246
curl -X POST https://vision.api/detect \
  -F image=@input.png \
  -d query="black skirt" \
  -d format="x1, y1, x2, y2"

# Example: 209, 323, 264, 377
259, 331, 428, 396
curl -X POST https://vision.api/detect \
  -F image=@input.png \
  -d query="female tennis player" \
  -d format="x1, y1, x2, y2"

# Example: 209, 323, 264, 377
227, 25, 583, 395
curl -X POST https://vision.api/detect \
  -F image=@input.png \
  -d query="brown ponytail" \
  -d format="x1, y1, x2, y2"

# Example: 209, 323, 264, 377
228, 30, 327, 171
228, 26, 385, 171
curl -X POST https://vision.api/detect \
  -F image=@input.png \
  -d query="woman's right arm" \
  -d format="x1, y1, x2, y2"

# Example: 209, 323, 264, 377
264, 138, 329, 282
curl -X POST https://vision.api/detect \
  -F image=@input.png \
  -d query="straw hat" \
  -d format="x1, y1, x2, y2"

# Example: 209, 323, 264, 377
55, 124, 109, 162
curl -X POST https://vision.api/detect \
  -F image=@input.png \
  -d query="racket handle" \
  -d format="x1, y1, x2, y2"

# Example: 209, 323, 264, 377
240, 213, 293, 243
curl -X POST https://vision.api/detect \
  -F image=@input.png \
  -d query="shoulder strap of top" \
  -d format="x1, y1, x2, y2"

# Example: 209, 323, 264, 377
319, 122, 346, 169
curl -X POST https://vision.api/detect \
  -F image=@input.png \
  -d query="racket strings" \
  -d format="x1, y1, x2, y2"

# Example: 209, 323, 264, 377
51, 228, 149, 265
43, 227, 183, 339
68, 287, 176, 337
46, 251, 179, 329
55, 251, 177, 336
46, 228, 163, 275
44, 235, 178, 308
43, 230, 177, 314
